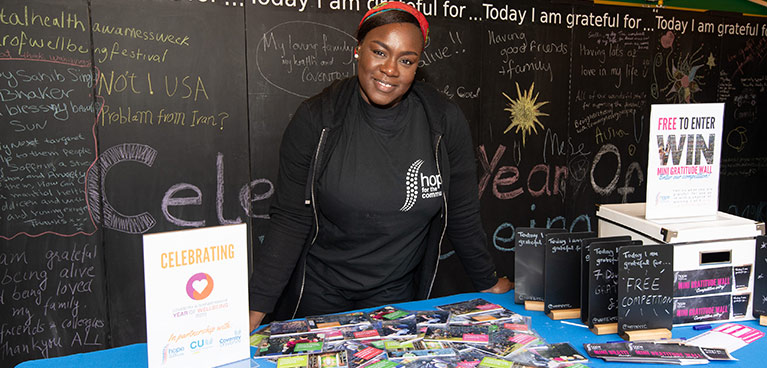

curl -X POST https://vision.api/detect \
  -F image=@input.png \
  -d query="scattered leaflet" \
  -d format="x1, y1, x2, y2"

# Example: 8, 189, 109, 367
369, 306, 416, 321
454, 347, 500, 368
251, 330, 270, 350
259, 332, 325, 357
472, 328, 541, 358
381, 340, 454, 353
685, 323, 764, 353
401, 357, 458, 368
308, 312, 370, 331
378, 319, 420, 339
271, 320, 311, 336
437, 299, 504, 317
526, 343, 587, 367
388, 348, 457, 362
366, 360, 405, 368
424, 325, 495, 344
584, 342, 735, 364
277, 351, 350, 368
324, 340, 388, 368
449, 309, 526, 326
333, 324, 382, 341
415, 310, 451, 327
478, 357, 535, 368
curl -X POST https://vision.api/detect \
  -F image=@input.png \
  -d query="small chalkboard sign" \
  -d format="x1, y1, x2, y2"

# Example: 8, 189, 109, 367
580, 236, 631, 324
673, 294, 731, 324
673, 266, 733, 298
514, 228, 565, 305
543, 231, 595, 316
732, 294, 750, 318
618, 244, 674, 338
588, 240, 642, 330
754, 236, 767, 318
733, 265, 752, 290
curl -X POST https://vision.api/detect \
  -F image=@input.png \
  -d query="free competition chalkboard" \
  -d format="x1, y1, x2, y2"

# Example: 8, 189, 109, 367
587, 239, 641, 328
755, 235, 767, 318
543, 231, 595, 314
618, 244, 674, 336
580, 235, 631, 324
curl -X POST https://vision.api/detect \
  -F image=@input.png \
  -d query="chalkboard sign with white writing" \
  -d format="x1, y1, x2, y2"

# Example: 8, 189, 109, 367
732, 293, 750, 318
514, 227, 565, 304
543, 231, 595, 314
580, 236, 631, 324
588, 239, 641, 328
733, 265, 752, 290
618, 244, 674, 336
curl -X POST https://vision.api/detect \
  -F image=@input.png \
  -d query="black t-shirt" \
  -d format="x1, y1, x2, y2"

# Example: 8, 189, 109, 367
307, 88, 443, 292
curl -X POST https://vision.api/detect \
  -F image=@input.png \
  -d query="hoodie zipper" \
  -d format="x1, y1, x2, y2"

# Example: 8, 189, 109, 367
426, 134, 447, 299
292, 127, 328, 319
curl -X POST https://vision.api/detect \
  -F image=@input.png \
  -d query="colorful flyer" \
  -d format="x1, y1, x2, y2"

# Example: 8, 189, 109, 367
646, 103, 724, 219
686, 323, 764, 353
143, 223, 250, 367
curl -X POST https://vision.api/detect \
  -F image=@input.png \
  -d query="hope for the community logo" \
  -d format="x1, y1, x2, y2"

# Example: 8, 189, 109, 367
186, 272, 214, 300
400, 159, 442, 212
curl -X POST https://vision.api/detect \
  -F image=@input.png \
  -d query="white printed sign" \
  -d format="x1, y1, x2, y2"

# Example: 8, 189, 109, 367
646, 103, 724, 219
143, 223, 250, 368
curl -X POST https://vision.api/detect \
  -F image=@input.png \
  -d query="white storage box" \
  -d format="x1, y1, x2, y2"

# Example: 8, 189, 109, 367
596, 203, 765, 325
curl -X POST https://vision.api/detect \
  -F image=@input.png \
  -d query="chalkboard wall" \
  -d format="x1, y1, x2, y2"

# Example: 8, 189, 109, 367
1, 0, 766, 366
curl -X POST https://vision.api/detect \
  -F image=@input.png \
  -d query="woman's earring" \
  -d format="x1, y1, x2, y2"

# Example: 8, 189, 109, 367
354, 48, 359, 59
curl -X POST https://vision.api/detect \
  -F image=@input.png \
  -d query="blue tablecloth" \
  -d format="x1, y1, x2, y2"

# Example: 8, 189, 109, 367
16, 291, 764, 367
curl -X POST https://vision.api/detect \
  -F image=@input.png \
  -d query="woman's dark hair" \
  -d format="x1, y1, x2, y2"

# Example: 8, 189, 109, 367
356, 10, 421, 43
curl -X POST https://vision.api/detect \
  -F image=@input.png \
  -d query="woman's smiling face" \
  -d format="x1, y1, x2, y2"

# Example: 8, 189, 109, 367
356, 22, 423, 108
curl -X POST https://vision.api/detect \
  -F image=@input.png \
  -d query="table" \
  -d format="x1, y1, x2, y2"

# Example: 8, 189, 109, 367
16, 291, 764, 367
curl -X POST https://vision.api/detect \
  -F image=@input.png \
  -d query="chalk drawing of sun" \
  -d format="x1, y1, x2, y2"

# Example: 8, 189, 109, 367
502, 82, 548, 146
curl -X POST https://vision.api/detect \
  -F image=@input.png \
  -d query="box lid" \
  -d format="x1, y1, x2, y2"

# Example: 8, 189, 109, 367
596, 203, 765, 243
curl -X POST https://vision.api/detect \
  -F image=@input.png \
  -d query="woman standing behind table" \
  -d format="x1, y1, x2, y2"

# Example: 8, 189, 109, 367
248, 1, 512, 331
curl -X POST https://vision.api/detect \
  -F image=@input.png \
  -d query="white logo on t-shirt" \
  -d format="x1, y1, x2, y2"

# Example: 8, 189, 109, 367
399, 159, 442, 212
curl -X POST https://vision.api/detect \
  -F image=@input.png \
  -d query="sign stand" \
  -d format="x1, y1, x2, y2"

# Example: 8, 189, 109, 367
590, 323, 618, 335
143, 224, 250, 368
645, 103, 724, 220
623, 328, 672, 341
547, 308, 580, 320
525, 301, 544, 311
617, 244, 674, 342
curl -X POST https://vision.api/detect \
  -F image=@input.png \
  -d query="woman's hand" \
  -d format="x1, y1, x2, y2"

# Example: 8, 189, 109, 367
250, 310, 266, 333
480, 276, 513, 294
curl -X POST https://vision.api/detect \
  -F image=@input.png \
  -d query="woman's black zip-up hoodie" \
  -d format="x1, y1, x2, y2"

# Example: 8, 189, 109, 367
249, 77, 499, 320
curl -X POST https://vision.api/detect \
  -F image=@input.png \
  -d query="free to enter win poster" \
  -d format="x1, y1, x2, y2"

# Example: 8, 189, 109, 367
143, 223, 249, 367
646, 103, 724, 220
